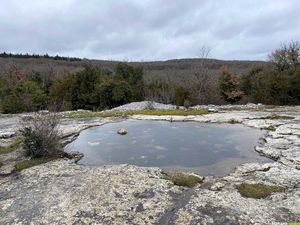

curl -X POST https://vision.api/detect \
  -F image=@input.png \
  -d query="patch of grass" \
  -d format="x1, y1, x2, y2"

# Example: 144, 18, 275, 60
237, 183, 284, 199
61, 109, 210, 119
0, 141, 21, 155
15, 156, 58, 172
164, 173, 203, 187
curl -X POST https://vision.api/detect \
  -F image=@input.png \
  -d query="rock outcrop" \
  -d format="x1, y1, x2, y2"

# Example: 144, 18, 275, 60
0, 104, 299, 224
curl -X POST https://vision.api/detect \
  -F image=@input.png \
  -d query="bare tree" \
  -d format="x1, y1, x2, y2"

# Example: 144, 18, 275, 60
269, 41, 300, 71
196, 45, 212, 60
187, 45, 217, 104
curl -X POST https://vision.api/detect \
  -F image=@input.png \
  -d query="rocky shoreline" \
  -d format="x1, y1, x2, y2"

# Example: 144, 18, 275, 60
0, 104, 300, 224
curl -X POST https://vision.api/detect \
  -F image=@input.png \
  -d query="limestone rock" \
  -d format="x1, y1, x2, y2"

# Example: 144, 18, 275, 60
0, 104, 300, 224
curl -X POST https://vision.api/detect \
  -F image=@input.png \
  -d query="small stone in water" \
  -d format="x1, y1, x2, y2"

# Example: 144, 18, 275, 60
117, 128, 127, 135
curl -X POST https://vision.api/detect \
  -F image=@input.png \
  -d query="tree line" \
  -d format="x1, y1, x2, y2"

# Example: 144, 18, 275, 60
0, 52, 81, 61
0, 63, 143, 113
0, 42, 299, 113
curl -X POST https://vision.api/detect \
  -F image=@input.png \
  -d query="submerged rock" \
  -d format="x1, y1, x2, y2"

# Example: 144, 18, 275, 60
117, 128, 127, 135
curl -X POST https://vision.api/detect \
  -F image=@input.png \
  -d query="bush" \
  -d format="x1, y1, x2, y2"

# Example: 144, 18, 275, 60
21, 114, 62, 158
69, 65, 102, 110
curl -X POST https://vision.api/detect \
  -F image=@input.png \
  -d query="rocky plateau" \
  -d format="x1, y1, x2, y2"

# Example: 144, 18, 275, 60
0, 103, 299, 225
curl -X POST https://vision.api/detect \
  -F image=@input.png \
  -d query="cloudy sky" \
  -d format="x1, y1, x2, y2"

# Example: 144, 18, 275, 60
0, 0, 299, 61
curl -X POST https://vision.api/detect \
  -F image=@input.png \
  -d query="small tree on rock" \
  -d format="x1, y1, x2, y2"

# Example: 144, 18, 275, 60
219, 67, 244, 103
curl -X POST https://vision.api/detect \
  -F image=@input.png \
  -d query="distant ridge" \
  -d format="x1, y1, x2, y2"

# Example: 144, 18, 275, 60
0, 53, 267, 81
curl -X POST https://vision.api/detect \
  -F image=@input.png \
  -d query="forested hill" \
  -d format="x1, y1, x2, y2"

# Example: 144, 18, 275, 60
6, 47, 300, 114
0, 55, 266, 81
0, 55, 271, 113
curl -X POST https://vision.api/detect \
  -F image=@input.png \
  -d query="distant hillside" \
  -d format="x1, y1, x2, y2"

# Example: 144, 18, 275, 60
0, 56, 266, 81
1, 43, 298, 113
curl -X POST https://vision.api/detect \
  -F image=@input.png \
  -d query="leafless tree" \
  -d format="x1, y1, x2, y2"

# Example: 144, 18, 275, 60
197, 45, 212, 60
269, 41, 300, 71
186, 45, 219, 104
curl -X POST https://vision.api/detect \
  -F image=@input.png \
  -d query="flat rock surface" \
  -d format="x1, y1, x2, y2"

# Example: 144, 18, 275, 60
0, 161, 182, 225
0, 104, 300, 224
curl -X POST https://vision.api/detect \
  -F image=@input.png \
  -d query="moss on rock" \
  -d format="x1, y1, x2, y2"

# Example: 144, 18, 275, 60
15, 157, 58, 172
164, 172, 203, 187
0, 141, 21, 155
237, 183, 284, 199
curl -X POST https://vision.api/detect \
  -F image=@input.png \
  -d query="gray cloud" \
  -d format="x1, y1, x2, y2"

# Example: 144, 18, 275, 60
0, 0, 299, 61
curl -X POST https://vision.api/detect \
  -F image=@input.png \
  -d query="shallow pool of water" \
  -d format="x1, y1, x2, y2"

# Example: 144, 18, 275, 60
65, 119, 270, 176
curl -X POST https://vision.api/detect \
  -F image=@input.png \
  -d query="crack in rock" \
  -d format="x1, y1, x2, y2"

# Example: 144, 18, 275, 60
156, 188, 195, 225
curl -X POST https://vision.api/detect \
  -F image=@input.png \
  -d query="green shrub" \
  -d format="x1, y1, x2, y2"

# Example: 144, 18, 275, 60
69, 65, 102, 110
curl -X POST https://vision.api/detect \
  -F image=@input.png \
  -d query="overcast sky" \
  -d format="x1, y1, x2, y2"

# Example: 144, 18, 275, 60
0, 0, 299, 61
